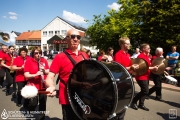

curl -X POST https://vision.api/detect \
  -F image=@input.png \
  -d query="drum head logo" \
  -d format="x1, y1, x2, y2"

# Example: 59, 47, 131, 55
1, 109, 8, 119
74, 92, 91, 114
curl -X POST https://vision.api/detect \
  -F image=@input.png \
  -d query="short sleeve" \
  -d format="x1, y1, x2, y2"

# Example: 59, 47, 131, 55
49, 54, 61, 74
24, 59, 30, 72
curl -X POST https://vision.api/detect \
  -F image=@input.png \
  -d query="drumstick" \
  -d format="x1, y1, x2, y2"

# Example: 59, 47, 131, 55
91, 82, 100, 86
38, 91, 50, 94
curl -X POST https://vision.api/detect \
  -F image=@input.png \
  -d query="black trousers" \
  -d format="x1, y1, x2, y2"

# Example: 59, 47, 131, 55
133, 80, 149, 106
148, 73, 162, 98
27, 94, 47, 120
0, 76, 4, 86
62, 105, 80, 120
17, 81, 29, 105
6, 72, 16, 92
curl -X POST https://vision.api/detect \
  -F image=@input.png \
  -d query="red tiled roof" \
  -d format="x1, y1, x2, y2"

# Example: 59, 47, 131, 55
28, 31, 41, 40
16, 31, 41, 41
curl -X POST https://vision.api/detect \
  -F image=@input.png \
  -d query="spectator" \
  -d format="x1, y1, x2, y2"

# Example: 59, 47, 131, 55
166, 46, 179, 75
106, 47, 114, 62
175, 62, 180, 87
131, 48, 140, 59
86, 49, 92, 58
97, 50, 108, 62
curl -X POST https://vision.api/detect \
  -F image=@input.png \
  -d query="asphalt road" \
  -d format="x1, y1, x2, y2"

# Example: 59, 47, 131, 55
0, 59, 179, 120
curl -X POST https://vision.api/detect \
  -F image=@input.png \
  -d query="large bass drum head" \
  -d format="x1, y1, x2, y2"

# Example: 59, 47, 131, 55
67, 60, 116, 120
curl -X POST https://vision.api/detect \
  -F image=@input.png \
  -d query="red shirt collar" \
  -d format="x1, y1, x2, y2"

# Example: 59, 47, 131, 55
66, 49, 82, 56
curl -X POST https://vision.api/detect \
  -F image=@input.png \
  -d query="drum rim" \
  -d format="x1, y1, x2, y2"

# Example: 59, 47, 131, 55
67, 59, 135, 119
112, 61, 135, 108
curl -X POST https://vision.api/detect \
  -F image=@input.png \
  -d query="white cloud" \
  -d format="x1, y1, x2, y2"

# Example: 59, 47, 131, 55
107, 2, 121, 11
3, 16, 7, 18
62, 10, 86, 23
10, 16, 17, 20
8, 12, 18, 16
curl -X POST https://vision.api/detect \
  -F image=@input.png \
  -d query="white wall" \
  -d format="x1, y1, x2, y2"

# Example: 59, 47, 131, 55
41, 17, 75, 51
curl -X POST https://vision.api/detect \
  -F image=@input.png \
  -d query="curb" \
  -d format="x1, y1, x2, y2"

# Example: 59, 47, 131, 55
133, 81, 180, 92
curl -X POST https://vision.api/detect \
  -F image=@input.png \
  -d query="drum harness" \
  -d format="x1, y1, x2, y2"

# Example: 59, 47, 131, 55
56, 51, 86, 85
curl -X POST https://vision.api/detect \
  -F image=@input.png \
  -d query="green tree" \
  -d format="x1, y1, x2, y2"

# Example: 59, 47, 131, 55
86, 0, 180, 54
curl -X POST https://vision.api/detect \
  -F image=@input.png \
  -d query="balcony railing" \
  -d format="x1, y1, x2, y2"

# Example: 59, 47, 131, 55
16, 40, 41, 46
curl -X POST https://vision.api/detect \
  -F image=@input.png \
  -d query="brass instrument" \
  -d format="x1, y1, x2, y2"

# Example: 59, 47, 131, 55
0, 31, 15, 46
131, 58, 149, 76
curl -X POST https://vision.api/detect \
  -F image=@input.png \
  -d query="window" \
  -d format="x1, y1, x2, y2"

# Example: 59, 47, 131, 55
43, 31, 47, 36
61, 30, 67, 35
55, 30, 60, 35
49, 31, 53, 36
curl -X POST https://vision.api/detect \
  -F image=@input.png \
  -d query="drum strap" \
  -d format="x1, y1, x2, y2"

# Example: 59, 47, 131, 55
56, 51, 85, 85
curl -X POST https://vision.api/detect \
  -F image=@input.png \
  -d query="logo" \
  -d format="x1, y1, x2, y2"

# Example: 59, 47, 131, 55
169, 109, 177, 119
74, 92, 91, 114
1, 109, 8, 119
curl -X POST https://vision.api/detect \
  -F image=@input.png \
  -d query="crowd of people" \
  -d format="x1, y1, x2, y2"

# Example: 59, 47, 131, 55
0, 29, 179, 120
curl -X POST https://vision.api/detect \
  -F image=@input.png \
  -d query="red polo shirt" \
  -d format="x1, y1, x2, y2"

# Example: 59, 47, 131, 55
50, 49, 89, 105
24, 57, 49, 90
0, 50, 6, 69
135, 52, 151, 80
13, 56, 31, 82
2, 53, 17, 66
114, 50, 132, 67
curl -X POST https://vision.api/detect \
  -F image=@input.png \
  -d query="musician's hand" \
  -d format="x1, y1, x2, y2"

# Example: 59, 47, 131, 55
36, 71, 43, 76
46, 86, 56, 97
153, 66, 158, 71
81, 82, 92, 89
131, 64, 139, 71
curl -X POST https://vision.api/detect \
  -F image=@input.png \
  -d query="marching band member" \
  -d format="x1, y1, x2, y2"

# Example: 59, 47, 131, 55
148, 47, 164, 101
0, 45, 8, 88
114, 37, 139, 120
131, 43, 158, 111
24, 46, 49, 120
106, 47, 114, 62
45, 29, 89, 120
1, 45, 17, 96
12, 47, 31, 107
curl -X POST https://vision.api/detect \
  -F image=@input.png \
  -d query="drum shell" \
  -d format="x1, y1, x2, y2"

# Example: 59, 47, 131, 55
67, 60, 134, 120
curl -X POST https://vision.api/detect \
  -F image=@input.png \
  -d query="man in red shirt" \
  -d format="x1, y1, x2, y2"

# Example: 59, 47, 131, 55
0, 45, 8, 88
45, 29, 89, 120
148, 47, 164, 101
12, 47, 31, 107
114, 37, 138, 120
24, 46, 49, 120
131, 43, 158, 111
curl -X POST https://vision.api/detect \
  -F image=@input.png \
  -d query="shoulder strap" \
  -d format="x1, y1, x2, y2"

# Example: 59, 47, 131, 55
56, 51, 77, 85
63, 51, 77, 65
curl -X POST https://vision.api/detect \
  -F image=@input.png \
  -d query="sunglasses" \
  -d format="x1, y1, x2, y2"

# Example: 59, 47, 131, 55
34, 52, 42, 55
69, 34, 81, 40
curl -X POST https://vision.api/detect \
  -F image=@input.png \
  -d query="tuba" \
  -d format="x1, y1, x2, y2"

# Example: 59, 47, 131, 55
0, 31, 15, 46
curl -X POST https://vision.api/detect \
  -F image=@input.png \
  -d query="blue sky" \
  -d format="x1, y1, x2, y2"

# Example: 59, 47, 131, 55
0, 0, 121, 33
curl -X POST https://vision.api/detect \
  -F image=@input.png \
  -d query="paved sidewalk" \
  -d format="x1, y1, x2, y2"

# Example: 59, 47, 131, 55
133, 78, 180, 92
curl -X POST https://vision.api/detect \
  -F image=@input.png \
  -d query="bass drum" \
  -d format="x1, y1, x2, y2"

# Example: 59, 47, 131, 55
67, 60, 134, 120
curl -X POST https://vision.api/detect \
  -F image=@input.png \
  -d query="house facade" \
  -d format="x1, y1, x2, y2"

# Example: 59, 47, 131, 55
15, 30, 41, 48
41, 16, 99, 54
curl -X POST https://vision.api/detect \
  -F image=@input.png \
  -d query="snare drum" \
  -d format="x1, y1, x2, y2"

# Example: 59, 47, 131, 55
67, 60, 134, 120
